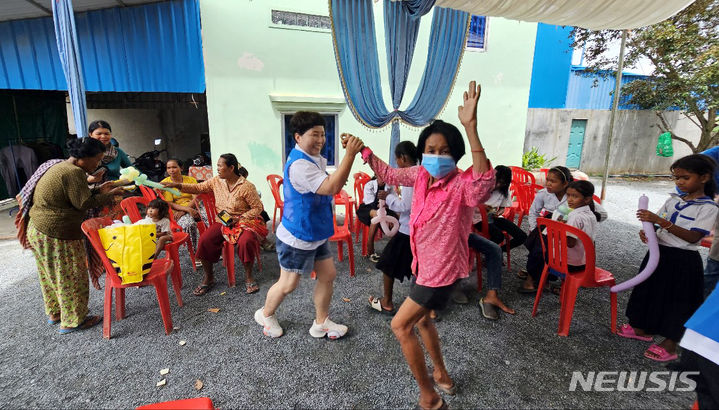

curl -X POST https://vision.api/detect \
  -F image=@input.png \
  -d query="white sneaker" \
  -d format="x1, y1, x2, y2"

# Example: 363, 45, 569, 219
254, 308, 283, 338
309, 317, 348, 340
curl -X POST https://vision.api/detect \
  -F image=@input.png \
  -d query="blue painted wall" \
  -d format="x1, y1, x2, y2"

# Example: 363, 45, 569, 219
0, 0, 205, 93
566, 67, 644, 110
527, 23, 573, 109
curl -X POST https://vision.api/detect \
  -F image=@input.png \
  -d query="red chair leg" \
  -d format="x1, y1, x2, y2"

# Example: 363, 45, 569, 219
346, 238, 355, 277
532, 266, 551, 317
557, 281, 580, 337
361, 226, 368, 256
152, 276, 173, 335
186, 238, 196, 270
610, 288, 618, 334
337, 241, 344, 262
115, 288, 126, 320
103, 278, 113, 340
272, 206, 277, 232
225, 242, 236, 287
168, 245, 183, 289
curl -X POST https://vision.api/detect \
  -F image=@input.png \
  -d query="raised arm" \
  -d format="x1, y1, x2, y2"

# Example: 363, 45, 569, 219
315, 135, 364, 196
458, 81, 490, 175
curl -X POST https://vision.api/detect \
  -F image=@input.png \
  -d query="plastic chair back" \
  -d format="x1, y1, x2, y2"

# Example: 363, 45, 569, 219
510, 166, 536, 185
267, 174, 284, 207
81, 217, 125, 285
353, 172, 371, 207
537, 218, 596, 281
333, 190, 352, 232
120, 196, 150, 223
474, 205, 490, 238
138, 185, 158, 201
196, 192, 217, 223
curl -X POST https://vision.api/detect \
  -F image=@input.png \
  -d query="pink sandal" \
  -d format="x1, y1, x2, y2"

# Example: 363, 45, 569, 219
644, 344, 678, 362
617, 324, 653, 342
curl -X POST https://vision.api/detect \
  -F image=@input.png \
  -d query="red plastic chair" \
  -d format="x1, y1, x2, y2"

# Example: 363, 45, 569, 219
330, 190, 356, 277
194, 192, 261, 287
120, 197, 189, 294
352, 172, 372, 244
81, 217, 175, 339
531, 218, 618, 337
144, 185, 198, 269
266, 174, 284, 232
137, 397, 215, 410
510, 166, 536, 186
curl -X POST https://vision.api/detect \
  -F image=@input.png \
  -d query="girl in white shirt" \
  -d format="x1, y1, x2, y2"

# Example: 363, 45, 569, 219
558, 180, 601, 270
622, 154, 719, 362
357, 175, 396, 261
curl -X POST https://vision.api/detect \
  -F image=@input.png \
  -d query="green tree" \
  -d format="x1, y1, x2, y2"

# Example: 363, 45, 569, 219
572, 0, 718, 153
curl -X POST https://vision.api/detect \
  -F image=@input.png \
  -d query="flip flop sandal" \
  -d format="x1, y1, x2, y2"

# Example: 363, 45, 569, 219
644, 344, 678, 362
414, 398, 448, 410
435, 381, 457, 395
517, 286, 538, 294
47, 318, 60, 325
368, 296, 395, 315
58, 315, 102, 334
516, 270, 528, 279
193, 282, 215, 296
369, 253, 380, 263
617, 324, 653, 342
479, 298, 499, 320
245, 282, 260, 294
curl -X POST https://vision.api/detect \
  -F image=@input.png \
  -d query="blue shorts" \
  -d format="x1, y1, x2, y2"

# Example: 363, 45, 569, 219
276, 238, 332, 275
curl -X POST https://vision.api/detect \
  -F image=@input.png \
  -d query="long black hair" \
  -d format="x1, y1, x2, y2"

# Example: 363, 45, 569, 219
493, 165, 511, 198
219, 153, 241, 176
67, 137, 106, 159
416, 120, 465, 163
548, 166, 573, 185
671, 154, 718, 197
395, 140, 418, 165
567, 180, 601, 221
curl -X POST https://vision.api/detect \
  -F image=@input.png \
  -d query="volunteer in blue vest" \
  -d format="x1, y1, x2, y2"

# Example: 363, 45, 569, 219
254, 111, 364, 339
679, 286, 719, 408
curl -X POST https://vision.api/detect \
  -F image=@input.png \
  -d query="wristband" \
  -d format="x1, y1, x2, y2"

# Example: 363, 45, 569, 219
361, 147, 373, 163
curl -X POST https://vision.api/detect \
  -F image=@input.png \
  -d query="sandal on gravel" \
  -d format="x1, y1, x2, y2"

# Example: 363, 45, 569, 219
644, 344, 678, 362
414, 398, 448, 410
516, 269, 528, 279
369, 253, 380, 263
245, 282, 260, 294
435, 380, 457, 395
47, 317, 60, 325
193, 282, 214, 296
517, 286, 538, 294
58, 315, 102, 334
479, 298, 499, 321
368, 296, 395, 315
617, 324, 653, 342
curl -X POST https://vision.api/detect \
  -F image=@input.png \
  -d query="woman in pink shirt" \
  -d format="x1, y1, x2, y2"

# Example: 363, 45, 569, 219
344, 81, 494, 410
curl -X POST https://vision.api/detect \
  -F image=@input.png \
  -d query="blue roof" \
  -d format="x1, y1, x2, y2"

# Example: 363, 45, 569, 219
0, 0, 205, 93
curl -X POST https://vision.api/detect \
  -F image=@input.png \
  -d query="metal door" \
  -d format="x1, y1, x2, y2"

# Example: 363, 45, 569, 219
566, 119, 587, 169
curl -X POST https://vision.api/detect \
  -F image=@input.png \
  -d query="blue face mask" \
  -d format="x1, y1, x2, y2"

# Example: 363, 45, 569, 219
421, 154, 456, 179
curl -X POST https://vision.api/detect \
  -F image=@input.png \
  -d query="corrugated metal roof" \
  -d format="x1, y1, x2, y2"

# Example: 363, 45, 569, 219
0, 0, 205, 92
0, 0, 164, 22
565, 67, 644, 110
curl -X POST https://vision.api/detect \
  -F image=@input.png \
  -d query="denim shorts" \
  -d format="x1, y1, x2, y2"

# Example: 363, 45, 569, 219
276, 238, 332, 275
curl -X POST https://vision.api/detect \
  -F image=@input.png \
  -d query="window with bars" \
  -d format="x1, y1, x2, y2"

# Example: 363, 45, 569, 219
466, 15, 488, 51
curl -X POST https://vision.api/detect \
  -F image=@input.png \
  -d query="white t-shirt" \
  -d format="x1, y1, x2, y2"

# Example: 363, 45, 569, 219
655, 193, 719, 251
136, 216, 171, 233
472, 190, 513, 224
276, 145, 330, 250
362, 179, 392, 205
529, 188, 608, 231
385, 186, 413, 235
559, 205, 597, 266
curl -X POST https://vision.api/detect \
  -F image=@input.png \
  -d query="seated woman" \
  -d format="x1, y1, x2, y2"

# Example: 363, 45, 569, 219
162, 153, 266, 296
357, 175, 397, 262
161, 159, 203, 253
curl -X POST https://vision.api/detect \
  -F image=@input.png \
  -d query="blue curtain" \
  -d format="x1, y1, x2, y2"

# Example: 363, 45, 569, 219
330, 0, 469, 165
52, 0, 87, 138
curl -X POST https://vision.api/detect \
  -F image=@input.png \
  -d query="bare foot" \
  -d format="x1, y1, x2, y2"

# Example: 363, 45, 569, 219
483, 295, 516, 314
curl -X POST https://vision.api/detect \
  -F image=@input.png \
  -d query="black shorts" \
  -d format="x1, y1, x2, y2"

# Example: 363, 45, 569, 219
408, 278, 457, 311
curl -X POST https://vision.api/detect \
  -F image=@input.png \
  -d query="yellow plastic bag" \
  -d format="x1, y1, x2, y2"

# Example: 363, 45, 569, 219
98, 223, 157, 284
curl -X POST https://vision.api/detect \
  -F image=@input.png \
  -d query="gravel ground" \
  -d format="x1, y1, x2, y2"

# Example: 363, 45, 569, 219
0, 177, 702, 409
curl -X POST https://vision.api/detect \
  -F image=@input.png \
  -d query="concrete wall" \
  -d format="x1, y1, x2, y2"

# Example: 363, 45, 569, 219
524, 108, 699, 174
67, 106, 208, 164
199, 0, 537, 205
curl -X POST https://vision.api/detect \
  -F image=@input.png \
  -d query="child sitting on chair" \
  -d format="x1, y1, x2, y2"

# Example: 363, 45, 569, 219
136, 198, 172, 258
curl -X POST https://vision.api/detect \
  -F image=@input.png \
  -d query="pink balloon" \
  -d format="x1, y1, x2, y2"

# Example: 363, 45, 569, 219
610, 195, 659, 293
370, 199, 399, 237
